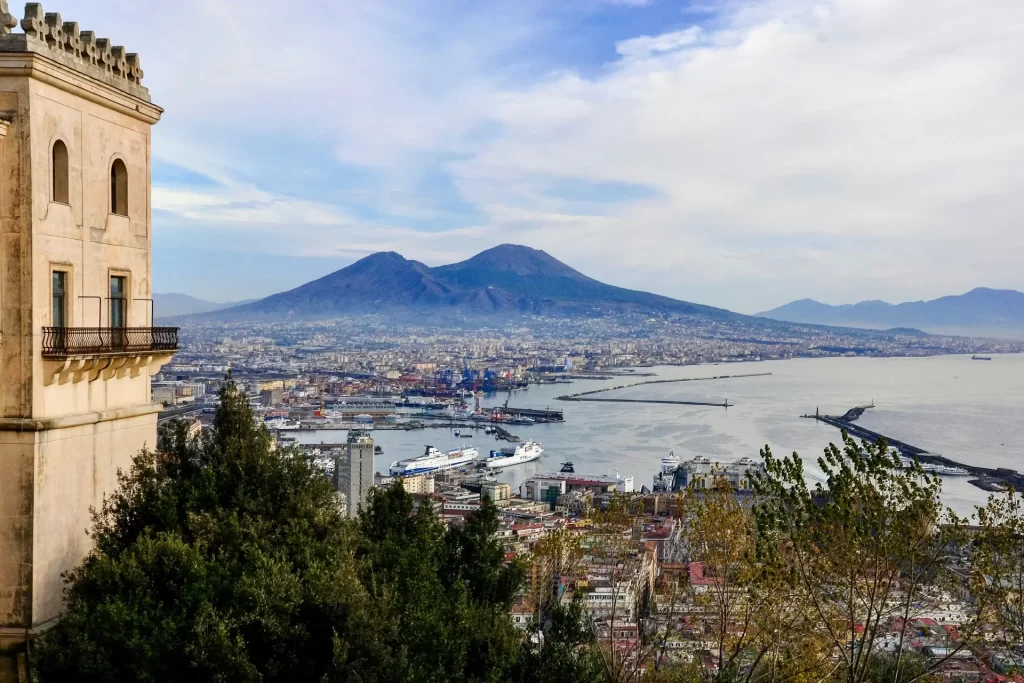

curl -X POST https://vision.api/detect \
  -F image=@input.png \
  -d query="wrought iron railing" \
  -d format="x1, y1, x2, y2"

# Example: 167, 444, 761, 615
41, 327, 179, 357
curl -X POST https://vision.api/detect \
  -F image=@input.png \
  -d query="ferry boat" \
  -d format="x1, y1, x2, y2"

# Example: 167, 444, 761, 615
389, 445, 479, 476
661, 451, 679, 475
483, 441, 543, 469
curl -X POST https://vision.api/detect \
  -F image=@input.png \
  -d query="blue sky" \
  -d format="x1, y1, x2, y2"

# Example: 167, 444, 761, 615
58, 0, 1024, 312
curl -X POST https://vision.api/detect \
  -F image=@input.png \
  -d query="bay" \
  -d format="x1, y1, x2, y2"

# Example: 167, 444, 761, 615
295, 354, 1024, 516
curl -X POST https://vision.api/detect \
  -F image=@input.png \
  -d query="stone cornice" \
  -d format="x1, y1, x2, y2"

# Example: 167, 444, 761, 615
0, 402, 163, 432
0, 48, 161, 123
41, 351, 176, 386
7, 3, 149, 98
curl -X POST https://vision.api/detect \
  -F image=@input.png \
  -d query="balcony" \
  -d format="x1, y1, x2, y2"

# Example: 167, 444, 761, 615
42, 327, 179, 357
41, 327, 179, 386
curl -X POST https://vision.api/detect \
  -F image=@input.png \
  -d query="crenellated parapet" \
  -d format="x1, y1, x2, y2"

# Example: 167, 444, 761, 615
0, 1, 149, 100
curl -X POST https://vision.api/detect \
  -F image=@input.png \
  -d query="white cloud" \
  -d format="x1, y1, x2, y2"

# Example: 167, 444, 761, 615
615, 27, 703, 57
56, 0, 1024, 311
448, 0, 1024, 310
153, 186, 351, 227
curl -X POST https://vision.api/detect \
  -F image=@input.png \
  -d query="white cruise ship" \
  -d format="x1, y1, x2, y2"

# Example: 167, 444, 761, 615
661, 451, 679, 474
389, 445, 479, 476
482, 441, 543, 469
898, 455, 969, 477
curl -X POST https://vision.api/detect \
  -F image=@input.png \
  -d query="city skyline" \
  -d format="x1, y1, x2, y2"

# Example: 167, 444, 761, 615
52, 0, 1024, 312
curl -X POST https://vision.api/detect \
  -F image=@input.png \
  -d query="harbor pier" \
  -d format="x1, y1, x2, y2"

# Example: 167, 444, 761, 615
555, 371, 771, 407
806, 406, 1024, 492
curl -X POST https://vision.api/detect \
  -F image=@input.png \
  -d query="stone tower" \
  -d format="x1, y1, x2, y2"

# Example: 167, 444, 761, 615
335, 430, 375, 518
0, 3, 175, 676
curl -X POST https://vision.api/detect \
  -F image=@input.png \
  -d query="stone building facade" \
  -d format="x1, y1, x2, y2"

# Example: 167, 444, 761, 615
0, 3, 175, 678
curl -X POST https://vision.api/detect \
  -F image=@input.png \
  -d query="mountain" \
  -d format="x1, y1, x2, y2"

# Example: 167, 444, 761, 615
153, 293, 254, 318
207, 244, 738, 322
758, 288, 1024, 338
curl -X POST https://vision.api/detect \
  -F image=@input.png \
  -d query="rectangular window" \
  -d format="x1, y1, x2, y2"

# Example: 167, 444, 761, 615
52, 271, 66, 327
109, 275, 126, 328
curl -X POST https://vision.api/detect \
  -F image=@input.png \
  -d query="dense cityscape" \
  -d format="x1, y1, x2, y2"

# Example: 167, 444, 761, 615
165, 314, 1022, 386
135, 316, 1024, 682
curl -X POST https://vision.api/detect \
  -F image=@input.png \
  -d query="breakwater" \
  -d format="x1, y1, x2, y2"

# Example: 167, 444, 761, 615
555, 372, 771, 407
565, 397, 731, 408
806, 406, 1024, 492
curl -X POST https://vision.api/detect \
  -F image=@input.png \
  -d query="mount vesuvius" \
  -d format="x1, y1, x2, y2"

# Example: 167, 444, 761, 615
200, 244, 738, 322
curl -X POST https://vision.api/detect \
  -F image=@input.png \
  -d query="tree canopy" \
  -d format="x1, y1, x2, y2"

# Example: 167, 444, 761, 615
32, 381, 577, 683
32, 384, 1020, 683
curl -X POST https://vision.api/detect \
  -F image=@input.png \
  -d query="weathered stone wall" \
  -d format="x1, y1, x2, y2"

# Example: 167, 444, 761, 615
0, 1, 163, 655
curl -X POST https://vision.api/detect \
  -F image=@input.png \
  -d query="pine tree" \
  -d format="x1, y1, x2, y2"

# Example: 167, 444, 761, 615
34, 381, 381, 682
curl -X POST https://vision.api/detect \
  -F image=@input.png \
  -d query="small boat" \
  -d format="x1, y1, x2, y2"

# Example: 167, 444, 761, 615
453, 429, 460, 436
559, 461, 575, 473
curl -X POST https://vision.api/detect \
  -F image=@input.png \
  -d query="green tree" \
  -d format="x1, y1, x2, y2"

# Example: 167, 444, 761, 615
356, 484, 525, 682
682, 477, 832, 683
514, 593, 606, 683
34, 381, 381, 682
754, 433, 975, 683
972, 488, 1024, 649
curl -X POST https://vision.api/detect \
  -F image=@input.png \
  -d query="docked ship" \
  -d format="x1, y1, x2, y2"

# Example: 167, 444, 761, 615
897, 455, 969, 477
653, 451, 679, 492
482, 441, 543, 469
264, 417, 300, 431
389, 445, 479, 476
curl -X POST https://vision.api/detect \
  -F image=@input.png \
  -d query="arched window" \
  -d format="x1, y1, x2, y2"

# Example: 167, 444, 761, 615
52, 139, 68, 204
110, 158, 127, 216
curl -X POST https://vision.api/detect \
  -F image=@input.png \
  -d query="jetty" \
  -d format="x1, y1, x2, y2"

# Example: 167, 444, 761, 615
497, 406, 564, 422
276, 421, 521, 442
805, 405, 1024, 492
565, 397, 731, 408
555, 372, 771, 407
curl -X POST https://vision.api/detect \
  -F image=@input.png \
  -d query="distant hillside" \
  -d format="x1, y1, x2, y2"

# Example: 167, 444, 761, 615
154, 293, 252, 319
758, 288, 1024, 338
205, 244, 740, 322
